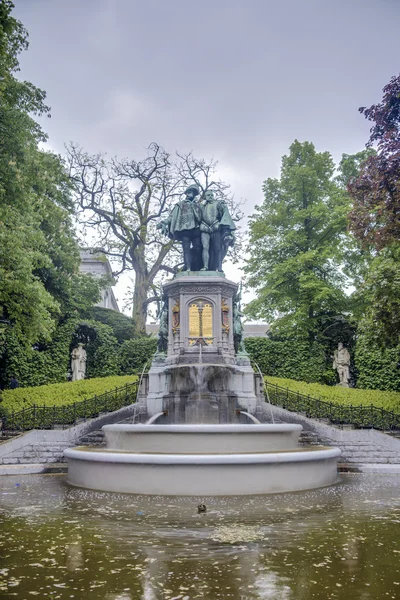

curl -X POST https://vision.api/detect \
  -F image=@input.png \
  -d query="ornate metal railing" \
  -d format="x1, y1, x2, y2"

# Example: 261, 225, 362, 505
265, 380, 400, 431
1, 382, 138, 434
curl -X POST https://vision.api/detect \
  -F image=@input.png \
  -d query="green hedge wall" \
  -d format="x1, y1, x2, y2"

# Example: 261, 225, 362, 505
119, 338, 158, 375
355, 336, 400, 392
266, 376, 400, 412
244, 337, 332, 384
1, 319, 79, 388
1, 316, 158, 389
1, 375, 137, 413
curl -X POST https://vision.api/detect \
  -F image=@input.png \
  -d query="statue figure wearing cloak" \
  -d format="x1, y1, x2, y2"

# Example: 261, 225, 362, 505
333, 342, 351, 387
157, 185, 202, 271
200, 190, 236, 272
71, 343, 86, 381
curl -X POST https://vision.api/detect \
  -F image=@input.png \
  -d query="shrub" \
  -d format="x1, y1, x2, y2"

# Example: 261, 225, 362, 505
355, 336, 400, 392
73, 320, 120, 378
1, 318, 122, 388
83, 306, 136, 343
119, 337, 157, 374
244, 337, 328, 383
1, 319, 79, 388
1, 375, 137, 414
265, 376, 400, 413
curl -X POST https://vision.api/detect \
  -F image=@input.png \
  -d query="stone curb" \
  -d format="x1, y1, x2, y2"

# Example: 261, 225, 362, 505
0, 463, 67, 476
338, 462, 400, 474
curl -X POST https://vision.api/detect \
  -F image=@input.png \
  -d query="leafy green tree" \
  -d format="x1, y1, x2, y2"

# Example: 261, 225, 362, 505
245, 140, 351, 342
0, 2, 100, 348
82, 306, 136, 343
354, 245, 400, 348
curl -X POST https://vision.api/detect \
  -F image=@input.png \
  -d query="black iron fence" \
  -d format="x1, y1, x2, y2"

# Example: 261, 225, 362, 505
1, 382, 138, 433
265, 381, 400, 431
2, 377, 399, 434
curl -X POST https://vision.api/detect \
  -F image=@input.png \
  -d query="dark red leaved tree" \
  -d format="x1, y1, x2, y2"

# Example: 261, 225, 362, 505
348, 74, 400, 249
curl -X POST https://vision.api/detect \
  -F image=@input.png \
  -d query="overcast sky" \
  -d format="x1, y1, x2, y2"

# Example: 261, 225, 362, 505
13, 0, 400, 313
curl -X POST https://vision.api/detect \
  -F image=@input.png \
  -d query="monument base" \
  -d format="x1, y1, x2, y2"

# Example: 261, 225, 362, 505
138, 273, 263, 422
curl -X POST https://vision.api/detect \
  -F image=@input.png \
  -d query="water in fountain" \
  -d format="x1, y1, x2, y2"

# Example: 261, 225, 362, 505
185, 341, 220, 424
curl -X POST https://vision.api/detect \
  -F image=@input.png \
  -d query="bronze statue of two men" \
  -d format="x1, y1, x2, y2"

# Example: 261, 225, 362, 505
158, 185, 236, 272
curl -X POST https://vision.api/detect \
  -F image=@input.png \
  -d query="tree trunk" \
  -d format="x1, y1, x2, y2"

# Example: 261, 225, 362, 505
132, 271, 150, 337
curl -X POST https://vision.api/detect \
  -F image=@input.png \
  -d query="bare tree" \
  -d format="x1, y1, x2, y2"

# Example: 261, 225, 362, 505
67, 143, 242, 336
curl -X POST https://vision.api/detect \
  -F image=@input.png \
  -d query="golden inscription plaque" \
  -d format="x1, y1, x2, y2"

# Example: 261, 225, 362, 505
189, 300, 213, 344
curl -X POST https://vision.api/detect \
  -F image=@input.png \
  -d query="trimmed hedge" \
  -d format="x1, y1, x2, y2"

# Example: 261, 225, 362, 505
1, 375, 137, 414
1, 315, 157, 389
265, 376, 400, 413
1, 319, 79, 388
244, 337, 332, 384
355, 336, 400, 392
119, 338, 157, 375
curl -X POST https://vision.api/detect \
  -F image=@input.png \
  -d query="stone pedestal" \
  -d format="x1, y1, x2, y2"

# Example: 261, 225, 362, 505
141, 272, 263, 421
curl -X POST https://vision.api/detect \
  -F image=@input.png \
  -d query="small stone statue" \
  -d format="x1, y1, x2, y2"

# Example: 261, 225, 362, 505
200, 190, 236, 272
333, 342, 351, 387
71, 343, 86, 381
157, 297, 168, 353
157, 185, 202, 271
232, 289, 246, 354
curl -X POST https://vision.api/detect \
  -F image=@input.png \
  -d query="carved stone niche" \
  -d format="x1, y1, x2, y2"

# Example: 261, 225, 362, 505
163, 274, 237, 360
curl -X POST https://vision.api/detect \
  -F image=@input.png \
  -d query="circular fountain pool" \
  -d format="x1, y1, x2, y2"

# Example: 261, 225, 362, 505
64, 423, 341, 496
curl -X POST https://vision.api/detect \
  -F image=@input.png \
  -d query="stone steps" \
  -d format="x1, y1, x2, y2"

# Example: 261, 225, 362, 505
78, 416, 134, 446
79, 430, 105, 446
299, 429, 400, 464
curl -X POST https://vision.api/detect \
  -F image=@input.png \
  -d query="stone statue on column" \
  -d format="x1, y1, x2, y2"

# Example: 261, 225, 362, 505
333, 342, 351, 387
71, 343, 87, 381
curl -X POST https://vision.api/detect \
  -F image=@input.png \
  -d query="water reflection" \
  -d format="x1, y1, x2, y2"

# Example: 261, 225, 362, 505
0, 474, 399, 599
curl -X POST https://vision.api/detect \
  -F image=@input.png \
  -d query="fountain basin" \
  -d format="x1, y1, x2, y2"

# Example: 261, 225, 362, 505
102, 423, 303, 453
64, 445, 341, 495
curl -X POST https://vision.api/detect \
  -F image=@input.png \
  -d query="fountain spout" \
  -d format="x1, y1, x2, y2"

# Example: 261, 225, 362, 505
236, 410, 261, 424
145, 411, 168, 425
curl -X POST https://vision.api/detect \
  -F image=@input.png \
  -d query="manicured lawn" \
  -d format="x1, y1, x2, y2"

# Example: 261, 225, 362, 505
1, 375, 137, 414
265, 376, 400, 413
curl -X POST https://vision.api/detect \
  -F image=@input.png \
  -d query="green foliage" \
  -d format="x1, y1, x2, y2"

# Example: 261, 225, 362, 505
353, 245, 400, 349
0, 3, 102, 345
1, 375, 137, 414
83, 306, 136, 343
119, 337, 157, 375
336, 150, 376, 188
244, 337, 331, 384
355, 335, 400, 392
265, 376, 400, 412
1, 319, 78, 388
0, 319, 123, 388
74, 320, 120, 379
245, 140, 351, 341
